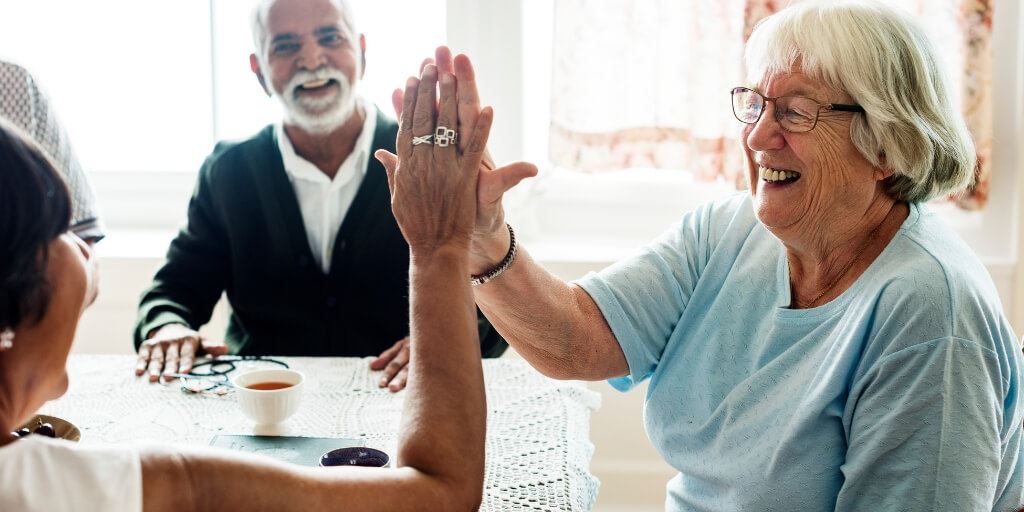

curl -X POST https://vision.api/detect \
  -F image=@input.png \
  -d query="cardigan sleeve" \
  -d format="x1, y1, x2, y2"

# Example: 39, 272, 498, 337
133, 155, 231, 350
476, 309, 507, 358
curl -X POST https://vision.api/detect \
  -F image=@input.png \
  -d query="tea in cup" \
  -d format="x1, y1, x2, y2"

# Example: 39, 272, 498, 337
231, 368, 304, 426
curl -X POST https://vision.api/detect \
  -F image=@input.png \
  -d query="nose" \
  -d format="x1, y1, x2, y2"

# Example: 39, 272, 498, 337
296, 39, 326, 70
68, 232, 100, 308
745, 101, 786, 152
69, 232, 91, 259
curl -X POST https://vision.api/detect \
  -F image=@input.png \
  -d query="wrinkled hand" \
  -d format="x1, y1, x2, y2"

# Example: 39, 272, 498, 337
389, 48, 538, 263
370, 337, 410, 392
375, 62, 493, 254
135, 324, 229, 383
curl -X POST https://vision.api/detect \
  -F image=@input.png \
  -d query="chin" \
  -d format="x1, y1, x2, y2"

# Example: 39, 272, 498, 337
54, 372, 69, 398
751, 197, 798, 231
288, 101, 355, 135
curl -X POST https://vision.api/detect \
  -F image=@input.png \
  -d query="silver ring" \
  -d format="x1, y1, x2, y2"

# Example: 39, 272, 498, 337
434, 126, 458, 147
411, 134, 433, 146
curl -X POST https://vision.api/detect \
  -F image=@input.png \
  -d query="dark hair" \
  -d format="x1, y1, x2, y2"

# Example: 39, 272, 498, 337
0, 117, 72, 331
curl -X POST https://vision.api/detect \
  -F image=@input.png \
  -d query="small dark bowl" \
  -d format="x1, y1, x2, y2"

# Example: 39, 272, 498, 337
319, 447, 390, 468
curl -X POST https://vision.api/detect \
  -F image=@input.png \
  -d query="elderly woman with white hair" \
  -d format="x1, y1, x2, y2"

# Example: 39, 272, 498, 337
382, 0, 1024, 509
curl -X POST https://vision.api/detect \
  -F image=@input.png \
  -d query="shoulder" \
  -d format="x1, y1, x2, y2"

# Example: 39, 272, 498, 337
668, 192, 761, 253
199, 125, 277, 182
371, 107, 398, 150
0, 60, 32, 83
865, 203, 1013, 357
0, 60, 39, 113
0, 436, 141, 511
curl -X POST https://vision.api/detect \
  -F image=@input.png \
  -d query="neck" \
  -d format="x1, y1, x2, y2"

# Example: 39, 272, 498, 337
284, 106, 366, 179
784, 197, 908, 308
0, 361, 31, 447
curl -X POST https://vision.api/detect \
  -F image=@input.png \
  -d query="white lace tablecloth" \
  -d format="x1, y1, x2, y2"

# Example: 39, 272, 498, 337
42, 355, 601, 511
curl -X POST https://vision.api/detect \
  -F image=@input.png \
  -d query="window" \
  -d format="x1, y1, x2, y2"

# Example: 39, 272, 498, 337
0, 0, 214, 173
0, 0, 444, 246
509, 0, 1023, 273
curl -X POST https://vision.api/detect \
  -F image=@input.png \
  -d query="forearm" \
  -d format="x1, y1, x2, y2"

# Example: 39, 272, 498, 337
143, 447, 467, 512
472, 240, 625, 380
396, 248, 486, 501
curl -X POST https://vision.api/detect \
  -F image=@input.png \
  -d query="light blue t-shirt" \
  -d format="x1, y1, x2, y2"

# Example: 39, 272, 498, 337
578, 194, 1024, 511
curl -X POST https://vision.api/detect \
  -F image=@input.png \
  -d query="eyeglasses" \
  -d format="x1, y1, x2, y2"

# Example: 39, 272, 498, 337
730, 86, 864, 133
162, 356, 290, 396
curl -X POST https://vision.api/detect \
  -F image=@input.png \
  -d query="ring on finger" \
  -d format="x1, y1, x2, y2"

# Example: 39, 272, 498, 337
434, 126, 458, 147
411, 134, 434, 146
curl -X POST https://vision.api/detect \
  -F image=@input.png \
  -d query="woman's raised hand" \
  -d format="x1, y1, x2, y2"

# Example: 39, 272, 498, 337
375, 64, 493, 257
388, 47, 538, 270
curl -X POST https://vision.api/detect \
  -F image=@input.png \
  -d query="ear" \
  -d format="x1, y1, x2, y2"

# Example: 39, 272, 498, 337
250, 53, 271, 97
873, 152, 894, 180
358, 34, 367, 80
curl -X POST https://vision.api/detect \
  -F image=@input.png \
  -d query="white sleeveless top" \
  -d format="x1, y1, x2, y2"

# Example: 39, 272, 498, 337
0, 435, 141, 512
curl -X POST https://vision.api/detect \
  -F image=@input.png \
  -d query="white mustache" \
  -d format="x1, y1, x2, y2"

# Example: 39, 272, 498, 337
286, 67, 348, 97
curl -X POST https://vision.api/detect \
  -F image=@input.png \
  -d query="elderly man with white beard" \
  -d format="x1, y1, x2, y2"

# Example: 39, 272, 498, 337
132, 0, 505, 390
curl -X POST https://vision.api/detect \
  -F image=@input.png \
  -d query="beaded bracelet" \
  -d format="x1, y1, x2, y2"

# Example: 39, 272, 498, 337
470, 223, 517, 286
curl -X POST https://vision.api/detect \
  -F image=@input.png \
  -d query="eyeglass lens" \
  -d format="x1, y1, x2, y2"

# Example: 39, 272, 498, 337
731, 88, 820, 133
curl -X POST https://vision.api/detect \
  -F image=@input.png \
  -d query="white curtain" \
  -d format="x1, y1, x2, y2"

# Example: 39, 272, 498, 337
548, 0, 993, 209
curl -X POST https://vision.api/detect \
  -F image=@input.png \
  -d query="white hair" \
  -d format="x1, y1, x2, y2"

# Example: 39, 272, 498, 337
250, 0, 358, 61
744, 0, 975, 202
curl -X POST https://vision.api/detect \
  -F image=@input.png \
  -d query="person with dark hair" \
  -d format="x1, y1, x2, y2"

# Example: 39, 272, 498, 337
0, 59, 104, 243
0, 53, 491, 509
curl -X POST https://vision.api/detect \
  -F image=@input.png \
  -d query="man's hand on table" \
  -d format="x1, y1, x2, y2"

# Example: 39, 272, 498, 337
370, 337, 410, 392
135, 323, 229, 382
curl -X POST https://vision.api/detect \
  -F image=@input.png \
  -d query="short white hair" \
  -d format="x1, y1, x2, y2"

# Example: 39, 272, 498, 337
250, 0, 358, 61
744, 0, 975, 202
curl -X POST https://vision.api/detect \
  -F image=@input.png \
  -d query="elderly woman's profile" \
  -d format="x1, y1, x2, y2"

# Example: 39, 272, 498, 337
396, 0, 1022, 509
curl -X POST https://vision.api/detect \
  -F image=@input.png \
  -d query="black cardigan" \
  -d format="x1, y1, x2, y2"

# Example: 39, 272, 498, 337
134, 111, 505, 357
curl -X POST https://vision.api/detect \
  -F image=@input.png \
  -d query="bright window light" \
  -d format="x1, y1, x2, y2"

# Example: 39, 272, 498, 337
0, 0, 445, 172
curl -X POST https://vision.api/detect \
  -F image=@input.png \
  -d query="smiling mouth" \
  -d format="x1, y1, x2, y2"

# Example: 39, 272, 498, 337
295, 78, 338, 93
759, 166, 801, 184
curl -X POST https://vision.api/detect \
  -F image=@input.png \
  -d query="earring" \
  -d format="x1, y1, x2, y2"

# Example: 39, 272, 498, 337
0, 328, 14, 351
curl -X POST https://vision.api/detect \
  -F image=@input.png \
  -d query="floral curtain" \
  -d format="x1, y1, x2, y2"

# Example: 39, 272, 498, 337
549, 0, 993, 209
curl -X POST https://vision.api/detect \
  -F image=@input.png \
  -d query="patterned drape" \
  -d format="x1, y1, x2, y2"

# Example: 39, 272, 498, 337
549, 0, 994, 209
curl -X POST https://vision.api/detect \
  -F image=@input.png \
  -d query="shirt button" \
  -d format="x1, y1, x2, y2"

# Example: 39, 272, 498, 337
326, 296, 337, 308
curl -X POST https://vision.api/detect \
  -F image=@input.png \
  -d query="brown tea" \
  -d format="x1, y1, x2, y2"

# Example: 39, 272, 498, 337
246, 381, 293, 391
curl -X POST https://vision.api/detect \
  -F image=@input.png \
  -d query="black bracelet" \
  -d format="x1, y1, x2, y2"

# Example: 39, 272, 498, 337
470, 223, 517, 286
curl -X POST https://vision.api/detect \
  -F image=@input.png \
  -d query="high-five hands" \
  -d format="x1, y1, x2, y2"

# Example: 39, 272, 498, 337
385, 47, 538, 271
374, 61, 491, 254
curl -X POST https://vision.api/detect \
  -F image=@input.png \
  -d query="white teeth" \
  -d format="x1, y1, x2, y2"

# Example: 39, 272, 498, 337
301, 79, 330, 89
759, 166, 801, 183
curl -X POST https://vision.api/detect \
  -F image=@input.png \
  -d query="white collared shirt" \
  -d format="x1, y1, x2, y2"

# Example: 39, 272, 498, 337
275, 97, 377, 274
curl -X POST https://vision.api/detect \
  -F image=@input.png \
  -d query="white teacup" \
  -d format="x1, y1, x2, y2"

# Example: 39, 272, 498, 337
231, 368, 305, 426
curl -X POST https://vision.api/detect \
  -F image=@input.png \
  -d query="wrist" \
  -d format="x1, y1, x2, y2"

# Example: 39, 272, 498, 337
410, 244, 470, 269
469, 224, 517, 286
470, 225, 511, 275
148, 322, 189, 339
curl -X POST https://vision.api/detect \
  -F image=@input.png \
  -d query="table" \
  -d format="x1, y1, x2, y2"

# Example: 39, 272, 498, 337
42, 355, 602, 511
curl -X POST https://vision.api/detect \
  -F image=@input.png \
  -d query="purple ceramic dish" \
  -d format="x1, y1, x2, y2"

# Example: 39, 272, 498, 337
319, 447, 390, 468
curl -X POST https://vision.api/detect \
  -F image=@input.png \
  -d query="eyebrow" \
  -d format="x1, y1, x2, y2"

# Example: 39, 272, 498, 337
314, 26, 344, 37
782, 87, 818, 98
270, 33, 299, 45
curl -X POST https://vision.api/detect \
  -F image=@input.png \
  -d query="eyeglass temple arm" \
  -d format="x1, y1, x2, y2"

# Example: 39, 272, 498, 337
826, 103, 865, 112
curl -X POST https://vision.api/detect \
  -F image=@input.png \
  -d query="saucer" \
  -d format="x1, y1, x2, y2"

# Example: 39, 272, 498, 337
18, 414, 81, 442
